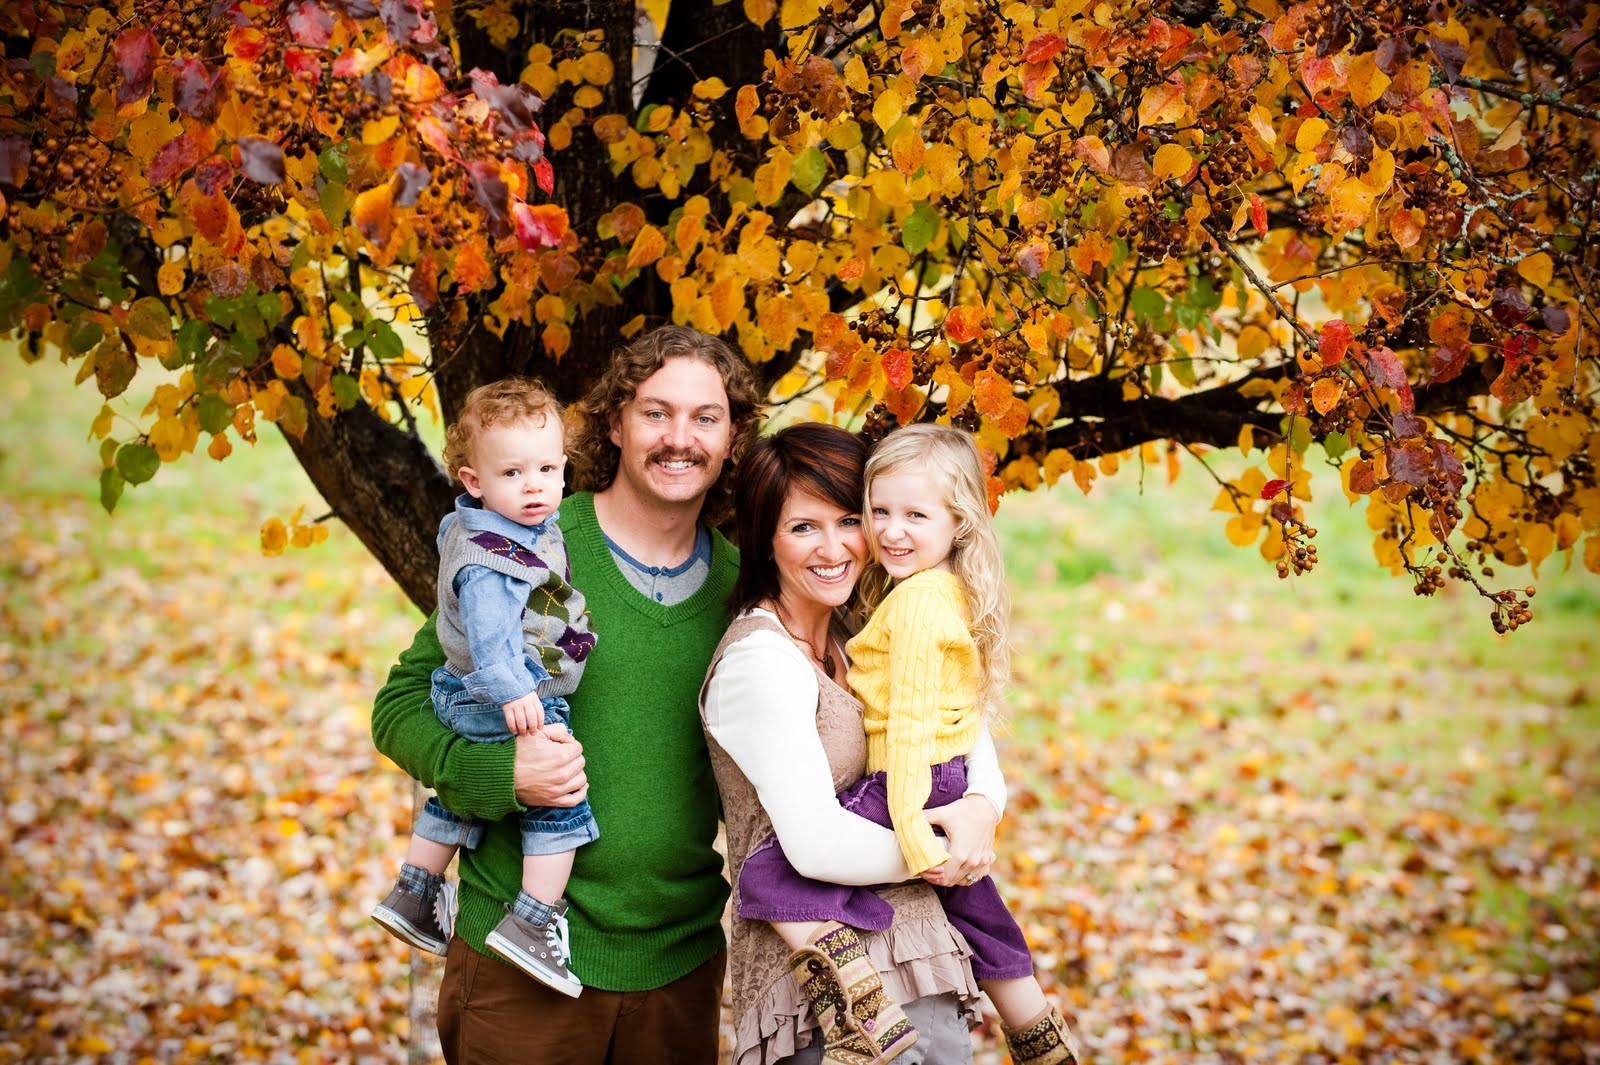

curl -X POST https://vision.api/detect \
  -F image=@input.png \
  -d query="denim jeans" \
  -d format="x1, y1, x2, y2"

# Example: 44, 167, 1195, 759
415, 666, 599, 855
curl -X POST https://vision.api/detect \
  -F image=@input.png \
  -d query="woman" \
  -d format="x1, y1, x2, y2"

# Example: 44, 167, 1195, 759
701, 423, 1009, 1064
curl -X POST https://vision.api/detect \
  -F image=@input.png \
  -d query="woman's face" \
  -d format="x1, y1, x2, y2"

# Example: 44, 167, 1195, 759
771, 487, 867, 611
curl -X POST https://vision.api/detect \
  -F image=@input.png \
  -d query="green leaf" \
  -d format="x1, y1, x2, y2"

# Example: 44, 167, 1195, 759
366, 319, 404, 361
318, 142, 349, 184
1322, 431, 1350, 460
99, 467, 124, 513
901, 203, 940, 256
320, 181, 351, 227
177, 319, 212, 360
791, 147, 827, 196
68, 320, 105, 354
332, 373, 361, 410
1171, 357, 1197, 387
115, 442, 160, 485
1130, 286, 1166, 324
125, 297, 172, 341
197, 394, 234, 435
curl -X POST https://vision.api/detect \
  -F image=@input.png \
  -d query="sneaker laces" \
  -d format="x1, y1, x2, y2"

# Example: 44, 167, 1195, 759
433, 881, 458, 939
546, 911, 571, 965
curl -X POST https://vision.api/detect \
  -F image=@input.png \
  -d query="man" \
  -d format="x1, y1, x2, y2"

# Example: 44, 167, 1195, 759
371, 325, 762, 1063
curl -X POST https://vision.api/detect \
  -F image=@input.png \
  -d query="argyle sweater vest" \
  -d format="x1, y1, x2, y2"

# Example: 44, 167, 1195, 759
435, 517, 595, 698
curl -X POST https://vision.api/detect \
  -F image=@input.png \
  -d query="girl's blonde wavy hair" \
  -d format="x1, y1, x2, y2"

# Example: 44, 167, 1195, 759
856, 423, 1011, 717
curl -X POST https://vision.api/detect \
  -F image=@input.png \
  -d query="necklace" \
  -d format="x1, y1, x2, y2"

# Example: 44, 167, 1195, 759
771, 601, 837, 677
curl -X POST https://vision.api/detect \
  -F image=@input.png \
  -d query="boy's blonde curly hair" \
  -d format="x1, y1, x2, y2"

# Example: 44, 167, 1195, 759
442, 377, 563, 483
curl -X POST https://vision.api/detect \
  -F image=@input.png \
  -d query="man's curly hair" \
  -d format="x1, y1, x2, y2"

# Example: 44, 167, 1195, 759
441, 376, 562, 483
567, 326, 763, 526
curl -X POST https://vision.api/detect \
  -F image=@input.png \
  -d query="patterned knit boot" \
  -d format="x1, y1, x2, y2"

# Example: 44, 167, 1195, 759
1003, 1004, 1082, 1065
787, 923, 919, 1065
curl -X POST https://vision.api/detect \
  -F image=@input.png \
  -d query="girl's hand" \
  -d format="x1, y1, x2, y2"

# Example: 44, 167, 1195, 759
501, 693, 544, 736
924, 794, 999, 886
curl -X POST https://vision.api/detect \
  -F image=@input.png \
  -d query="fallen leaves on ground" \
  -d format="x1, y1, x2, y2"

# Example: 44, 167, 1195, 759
3, 491, 1598, 1063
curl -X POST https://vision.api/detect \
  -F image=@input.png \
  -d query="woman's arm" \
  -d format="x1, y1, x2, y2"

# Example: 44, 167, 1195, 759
370, 613, 523, 822
704, 629, 912, 886
963, 722, 1007, 819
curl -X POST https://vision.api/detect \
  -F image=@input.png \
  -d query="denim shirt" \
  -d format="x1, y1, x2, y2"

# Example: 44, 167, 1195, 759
442, 494, 561, 707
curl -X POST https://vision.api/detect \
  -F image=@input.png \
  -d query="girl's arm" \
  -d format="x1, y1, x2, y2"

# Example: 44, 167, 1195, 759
704, 629, 913, 886
880, 591, 973, 875
370, 613, 524, 823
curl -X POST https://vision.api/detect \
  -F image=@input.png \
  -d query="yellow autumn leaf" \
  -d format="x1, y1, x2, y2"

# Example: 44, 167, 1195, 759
1328, 176, 1377, 230
892, 127, 924, 176
693, 77, 729, 100
1152, 143, 1193, 183
1312, 376, 1342, 414
1138, 82, 1187, 127
1225, 511, 1263, 546
361, 113, 400, 145
625, 224, 666, 269
1348, 53, 1391, 108
157, 261, 185, 295
577, 50, 614, 86
1295, 116, 1329, 153
1585, 535, 1600, 575
753, 150, 792, 205
872, 88, 904, 133
1517, 251, 1553, 289
1519, 519, 1554, 575
271, 344, 301, 380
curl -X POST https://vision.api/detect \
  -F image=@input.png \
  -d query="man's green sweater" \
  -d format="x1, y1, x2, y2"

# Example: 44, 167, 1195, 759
370, 492, 737, 990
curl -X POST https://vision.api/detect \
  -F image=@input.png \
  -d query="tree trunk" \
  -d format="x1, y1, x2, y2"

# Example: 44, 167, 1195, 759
279, 382, 454, 612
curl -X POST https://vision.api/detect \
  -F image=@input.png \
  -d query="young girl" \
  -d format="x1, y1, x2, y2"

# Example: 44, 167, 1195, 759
736, 423, 1082, 1065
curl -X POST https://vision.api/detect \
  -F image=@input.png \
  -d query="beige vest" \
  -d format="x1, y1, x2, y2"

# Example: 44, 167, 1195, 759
700, 613, 981, 1065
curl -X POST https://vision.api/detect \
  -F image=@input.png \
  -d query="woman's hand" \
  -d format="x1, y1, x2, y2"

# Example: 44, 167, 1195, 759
514, 723, 588, 807
921, 794, 999, 886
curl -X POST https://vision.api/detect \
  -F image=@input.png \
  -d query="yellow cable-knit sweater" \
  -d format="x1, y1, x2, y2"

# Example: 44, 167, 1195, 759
845, 568, 983, 875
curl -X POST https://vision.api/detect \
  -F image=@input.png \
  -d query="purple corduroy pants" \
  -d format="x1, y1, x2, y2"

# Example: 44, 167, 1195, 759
736, 755, 1034, 981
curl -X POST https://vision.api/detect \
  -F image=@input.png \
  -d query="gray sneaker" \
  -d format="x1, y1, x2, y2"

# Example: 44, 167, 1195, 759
484, 902, 583, 997
371, 879, 455, 955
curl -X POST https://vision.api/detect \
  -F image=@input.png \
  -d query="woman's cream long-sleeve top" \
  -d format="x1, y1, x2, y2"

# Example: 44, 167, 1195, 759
702, 607, 1006, 886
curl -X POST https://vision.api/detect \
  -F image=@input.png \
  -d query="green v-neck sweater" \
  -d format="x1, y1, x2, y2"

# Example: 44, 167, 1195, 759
370, 492, 737, 990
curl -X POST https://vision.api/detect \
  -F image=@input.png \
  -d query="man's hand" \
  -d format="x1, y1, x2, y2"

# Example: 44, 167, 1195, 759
514, 723, 588, 808
922, 794, 999, 886
501, 692, 544, 735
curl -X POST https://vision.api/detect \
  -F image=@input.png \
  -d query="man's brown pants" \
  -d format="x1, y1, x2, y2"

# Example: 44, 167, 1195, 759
437, 936, 727, 1065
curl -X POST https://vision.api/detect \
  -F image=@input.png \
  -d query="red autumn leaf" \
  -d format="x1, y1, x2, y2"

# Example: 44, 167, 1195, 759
237, 138, 285, 185
172, 59, 222, 119
148, 135, 208, 186
1348, 458, 1378, 494
944, 305, 986, 344
1387, 441, 1433, 487
228, 25, 269, 62
838, 258, 865, 281
1260, 478, 1288, 500
470, 68, 544, 133
288, 0, 335, 46
1021, 33, 1065, 64
533, 158, 555, 195
409, 253, 439, 310
1364, 345, 1414, 412
883, 345, 912, 392
512, 201, 569, 250
393, 162, 430, 207
467, 160, 511, 238
1281, 380, 1308, 416
1428, 344, 1468, 384
1016, 239, 1048, 280
1249, 193, 1268, 236
1020, 60, 1054, 101
193, 156, 234, 197
1319, 319, 1353, 365
114, 27, 156, 106
0, 136, 29, 187
380, 0, 425, 43
284, 49, 323, 85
